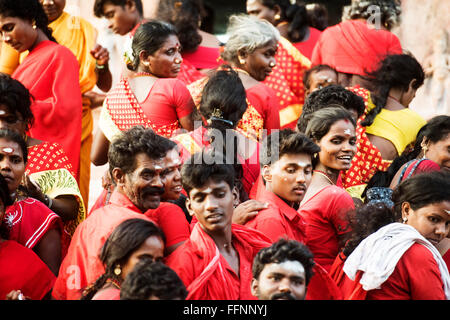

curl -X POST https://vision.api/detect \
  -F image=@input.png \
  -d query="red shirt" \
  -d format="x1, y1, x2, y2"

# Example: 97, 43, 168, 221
298, 185, 354, 271
182, 46, 221, 70
293, 27, 322, 60
53, 191, 160, 300
245, 184, 306, 244
246, 83, 281, 134
166, 223, 270, 300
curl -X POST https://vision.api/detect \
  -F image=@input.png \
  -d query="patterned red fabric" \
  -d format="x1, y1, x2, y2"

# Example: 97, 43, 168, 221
177, 59, 205, 85
26, 142, 75, 178
105, 77, 181, 138
341, 86, 391, 190
263, 37, 311, 129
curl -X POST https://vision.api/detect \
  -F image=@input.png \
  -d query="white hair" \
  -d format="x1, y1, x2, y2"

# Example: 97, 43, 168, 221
222, 14, 280, 63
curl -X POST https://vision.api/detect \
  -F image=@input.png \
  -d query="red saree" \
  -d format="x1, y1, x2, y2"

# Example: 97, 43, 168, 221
311, 20, 402, 75
0, 240, 56, 300
341, 86, 392, 199
26, 141, 86, 255
166, 223, 271, 300
263, 37, 311, 129
12, 41, 82, 177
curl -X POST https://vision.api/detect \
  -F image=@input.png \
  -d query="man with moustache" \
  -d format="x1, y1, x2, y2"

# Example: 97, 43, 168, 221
251, 239, 315, 300
166, 151, 271, 300
52, 126, 188, 300
245, 129, 320, 243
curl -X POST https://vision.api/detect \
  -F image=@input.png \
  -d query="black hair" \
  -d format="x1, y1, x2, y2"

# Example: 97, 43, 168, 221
361, 54, 425, 127
342, 202, 399, 257
343, 171, 450, 257
0, 129, 28, 164
302, 64, 337, 91
297, 84, 365, 133
257, 0, 309, 43
305, 106, 356, 142
0, 0, 57, 43
108, 126, 176, 177
93, 0, 143, 18
156, 0, 205, 53
252, 238, 315, 285
0, 173, 13, 239
120, 258, 188, 300
181, 150, 235, 197
392, 170, 450, 219
342, 0, 401, 31
306, 3, 328, 31
362, 115, 450, 195
197, 66, 248, 200
126, 20, 178, 71
0, 74, 34, 131
260, 128, 320, 169
80, 218, 166, 300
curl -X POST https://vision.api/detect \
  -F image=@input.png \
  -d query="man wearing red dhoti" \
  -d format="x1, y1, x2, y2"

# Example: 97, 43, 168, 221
166, 151, 271, 300
52, 127, 189, 300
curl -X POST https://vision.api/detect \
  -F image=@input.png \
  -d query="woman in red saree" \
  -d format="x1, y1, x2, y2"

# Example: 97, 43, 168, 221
0, 129, 63, 276
0, 174, 55, 300
188, 14, 281, 142
0, 74, 85, 256
0, 0, 83, 178
246, 1, 312, 129
91, 21, 196, 167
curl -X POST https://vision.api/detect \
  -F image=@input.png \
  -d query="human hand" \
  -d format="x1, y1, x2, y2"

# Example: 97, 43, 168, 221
83, 91, 106, 109
22, 174, 46, 204
90, 44, 110, 67
5, 290, 29, 300
232, 200, 268, 225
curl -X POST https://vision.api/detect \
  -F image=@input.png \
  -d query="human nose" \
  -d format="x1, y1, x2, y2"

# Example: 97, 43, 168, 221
204, 194, 219, 212
174, 52, 183, 64
436, 223, 448, 240
295, 171, 306, 184
278, 278, 292, 293
269, 58, 276, 69
2, 32, 11, 43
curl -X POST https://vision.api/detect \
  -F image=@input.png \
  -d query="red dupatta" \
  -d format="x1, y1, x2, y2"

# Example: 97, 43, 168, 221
186, 223, 270, 300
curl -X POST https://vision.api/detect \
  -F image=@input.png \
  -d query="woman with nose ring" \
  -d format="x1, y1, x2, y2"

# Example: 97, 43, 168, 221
299, 106, 358, 272
91, 20, 196, 167
187, 14, 281, 142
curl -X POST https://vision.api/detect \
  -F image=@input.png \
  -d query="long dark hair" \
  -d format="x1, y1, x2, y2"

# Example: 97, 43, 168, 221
361, 54, 424, 127
0, 0, 57, 43
156, 0, 205, 53
258, 0, 309, 42
80, 218, 166, 300
0, 174, 14, 239
198, 66, 248, 200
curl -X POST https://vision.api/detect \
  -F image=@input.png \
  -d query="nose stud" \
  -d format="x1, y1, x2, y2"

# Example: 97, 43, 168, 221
174, 58, 182, 64
269, 61, 276, 68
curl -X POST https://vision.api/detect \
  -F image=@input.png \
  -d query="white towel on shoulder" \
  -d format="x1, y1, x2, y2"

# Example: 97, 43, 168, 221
343, 222, 450, 299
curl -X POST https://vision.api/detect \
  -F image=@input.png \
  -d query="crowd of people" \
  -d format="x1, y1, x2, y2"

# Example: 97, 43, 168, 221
0, 0, 449, 301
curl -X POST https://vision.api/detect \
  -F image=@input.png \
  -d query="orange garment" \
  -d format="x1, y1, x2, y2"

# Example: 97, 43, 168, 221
12, 40, 82, 177
263, 37, 311, 129
166, 222, 271, 300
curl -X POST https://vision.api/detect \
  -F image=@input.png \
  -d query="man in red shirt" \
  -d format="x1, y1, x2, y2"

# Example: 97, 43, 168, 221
166, 151, 271, 300
52, 127, 189, 300
245, 129, 320, 243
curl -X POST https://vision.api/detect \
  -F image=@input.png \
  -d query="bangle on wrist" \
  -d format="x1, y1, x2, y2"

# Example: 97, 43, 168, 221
96, 62, 107, 70
44, 194, 53, 209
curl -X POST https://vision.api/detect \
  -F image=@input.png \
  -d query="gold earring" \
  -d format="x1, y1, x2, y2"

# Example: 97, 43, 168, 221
402, 216, 408, 224
274, 14, 281, 21
114, 265, 122, 276
238, 57, 246, 65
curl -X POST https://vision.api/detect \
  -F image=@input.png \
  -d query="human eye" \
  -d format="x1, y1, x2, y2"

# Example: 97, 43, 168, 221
331, 138, 342, 144
11, 156, 23, 164
349, 137, 357, 145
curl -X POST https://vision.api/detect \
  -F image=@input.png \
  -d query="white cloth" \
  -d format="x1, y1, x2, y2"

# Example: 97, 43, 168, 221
343, 222, 450, 299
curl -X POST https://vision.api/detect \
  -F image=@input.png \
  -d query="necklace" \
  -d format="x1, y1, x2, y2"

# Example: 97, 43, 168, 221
133, 71, 153, 78
313, 169, 335, 185
277, 21, 289, 27
233, 67, 251, 77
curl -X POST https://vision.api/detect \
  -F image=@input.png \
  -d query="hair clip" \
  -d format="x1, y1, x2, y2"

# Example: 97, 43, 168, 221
211, 108, 223, 119
208, 117, 234, 127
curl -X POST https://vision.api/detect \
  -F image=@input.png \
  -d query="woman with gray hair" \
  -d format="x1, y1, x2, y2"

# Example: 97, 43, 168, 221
188, 14, 281, 141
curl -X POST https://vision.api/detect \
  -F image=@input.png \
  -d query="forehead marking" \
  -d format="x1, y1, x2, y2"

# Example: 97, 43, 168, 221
275, 261, 305, 274
2, 147, 14, 154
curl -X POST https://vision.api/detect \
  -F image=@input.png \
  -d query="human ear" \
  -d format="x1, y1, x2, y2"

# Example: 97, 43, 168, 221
262, 165, 272, 183
185, 197, 195, 217
401, 202, 412, 223
111, 168, 125, 187
250, 278, 259, 297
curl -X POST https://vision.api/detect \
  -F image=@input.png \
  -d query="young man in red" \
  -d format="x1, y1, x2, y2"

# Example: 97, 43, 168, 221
245, 129, 320, 243
166, 151, 271, 300
52, 127, 189, 300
